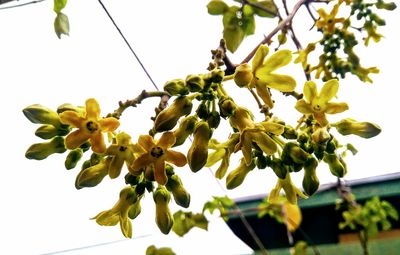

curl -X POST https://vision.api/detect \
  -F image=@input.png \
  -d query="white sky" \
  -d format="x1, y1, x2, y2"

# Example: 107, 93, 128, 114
0, 0, 399, 254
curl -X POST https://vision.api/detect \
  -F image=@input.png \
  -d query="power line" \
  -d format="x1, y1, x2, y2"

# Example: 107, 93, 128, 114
97, 0, 159, 91
0, 0, 46, 10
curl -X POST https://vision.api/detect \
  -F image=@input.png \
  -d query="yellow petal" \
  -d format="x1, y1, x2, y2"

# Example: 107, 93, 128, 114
165, 150, 187, 167
253, 132, 277, 155
138, 135, 155, 151
94, 210, 119, 226
65, 129, 91, 150
129, 153, 153, 174
99, 117, 120, 132
284, 201, 302, 232
119, 214, 132, 238
85, 98, 101, 120
325, 102, 349, 114
90, 132, 106, 154
313, 112, 329, 127
295, 99, 313, 114
154, 159, 167, 185
116, 132, 131, 146
260, 122, 285, 135
258, 73, 296, 92
215, 150, 230, 179
158, 131, 176, 149
239, 133, 253, 165
255, 82, 274, 108
106, 144, 120, 155
252, 45, 269, 72
59, 111, 85, 128
205, 149, 225, 167
303, 81, 318, 103
319, 79, 339, 103
109, 156, 125, 179
259, 49, 292, 73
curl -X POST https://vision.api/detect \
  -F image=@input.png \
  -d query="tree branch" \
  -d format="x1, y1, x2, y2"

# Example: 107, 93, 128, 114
241, 0, 309, 64
0, 0, 46, 10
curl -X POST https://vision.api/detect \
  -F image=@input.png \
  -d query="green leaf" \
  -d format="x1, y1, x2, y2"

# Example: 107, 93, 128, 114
192, 213, 209, 230
172, 211, 194, 237
249, 0, 278, 18
223, 26, 244, 53
242, 15, 256, 36
207, 0, 229, 15
54, 0, 68, 13
54, 12, 70, 39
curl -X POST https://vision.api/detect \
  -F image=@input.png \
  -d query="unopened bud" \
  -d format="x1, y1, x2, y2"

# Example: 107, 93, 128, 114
187, 121, 212, 172
234, 63, 253, 88
75, 158, 110, 189
128, 196, 142, 220
23, 104, 62, 128
154, 96, 193, 132
218, 97, 236, 118
323, 152, 347, 177
35, 124, 70, 139
25, 136, 66, 160
302, 157, 319, 196
153, 187, 174, 234
211, 69, 225, 83
186, 74, 205, 92
333, 118, 381, 138
226, 158, 255, 189
282, 142, 310, 165
311, 127, 331, 144
270, 158, 288, 179
65, 148, 83, 170
164, 79, 189, 96
207, 111, 221, 128
166, 175, 191, 208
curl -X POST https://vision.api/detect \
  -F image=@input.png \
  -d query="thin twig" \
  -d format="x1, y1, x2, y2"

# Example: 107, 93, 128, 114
241, 0, 309, 64
0, 0, 46, 10
97, 0, 159, 91
108, 90, 170, 119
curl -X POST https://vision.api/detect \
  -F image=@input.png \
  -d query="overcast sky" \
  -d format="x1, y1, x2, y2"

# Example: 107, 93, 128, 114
0, 0, 399, 254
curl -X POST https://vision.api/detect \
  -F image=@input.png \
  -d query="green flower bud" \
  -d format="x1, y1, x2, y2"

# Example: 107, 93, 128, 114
81, 159, 91, 170
75, 157, 110, 189
196, 101, 210, 120
207, 111, 221, 129
166, 174, 191, 208
25, 136, 66, 160
211, 69, 224, 83
311, 127, 331, 144
270, 158, 288, 179
376, 0, 396, 11
323, 152, 347, 178
57, 103, 85, 114
302, 157, 319, 196
282, 125, 298, 140
332, 118, 381, 138
154, 96, 193, 132
282, 142, 310, 165
35, 124, 70, 139
255, 154, 268, 169
234, 63, 253, 88
187, 121, 212, 172
65, 148, 83, 170
164, 79, 189, 96
218, 97, 236, 118
124, 173, 140, 185
153, 187, 174, 234
207, 0, 229, 15
128, 195, 142, 220
23, 104, 62, 128
226, 158, 255, 189
186, 74, 205, 92
173, 116, 197, 147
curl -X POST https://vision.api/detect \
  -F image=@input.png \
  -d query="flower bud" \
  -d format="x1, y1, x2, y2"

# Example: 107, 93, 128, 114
332, 118, 381, 138
187, 121, 212, 172
226, 158, 255, 189
164, 79, 189, 96
376, 1, 396, 11
218, 97, 237, 118
128, 196, 142, 220
270, 158, 288, 179
211, 69, 225, 83
153, 187, 174, 234
234, 63, 253, 88
65, 148, 83, 170
207, 0, 229, 15
166, 174, 191, 208
282, 125, 297, 140
185, 74, 205, 92
282, 142, 310, 165
23, 104, 62, 128
25, 136, 66, 160
154, 96, 193, 132
196, 101, 209, 120
311, 127, 331, 144
57, 103, 85, 115
323, 152, 347, 177
207, 111, 221, 129
75, 158, 110, 189
35, 124, 70, 139
302, 157, 319, 196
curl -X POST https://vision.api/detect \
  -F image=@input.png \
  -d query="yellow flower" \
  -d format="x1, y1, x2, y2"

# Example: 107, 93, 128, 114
294, 43, 316, 70
229, 107, 285, 165
268, 172, 307, 204
316, 4, 345, 34
295, 79, 349, 126
92, 186, 137, 238
234, 45, 296, 108
129, 132, 187, 185
106, 132, 143, 179
59, 98, 120, 154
